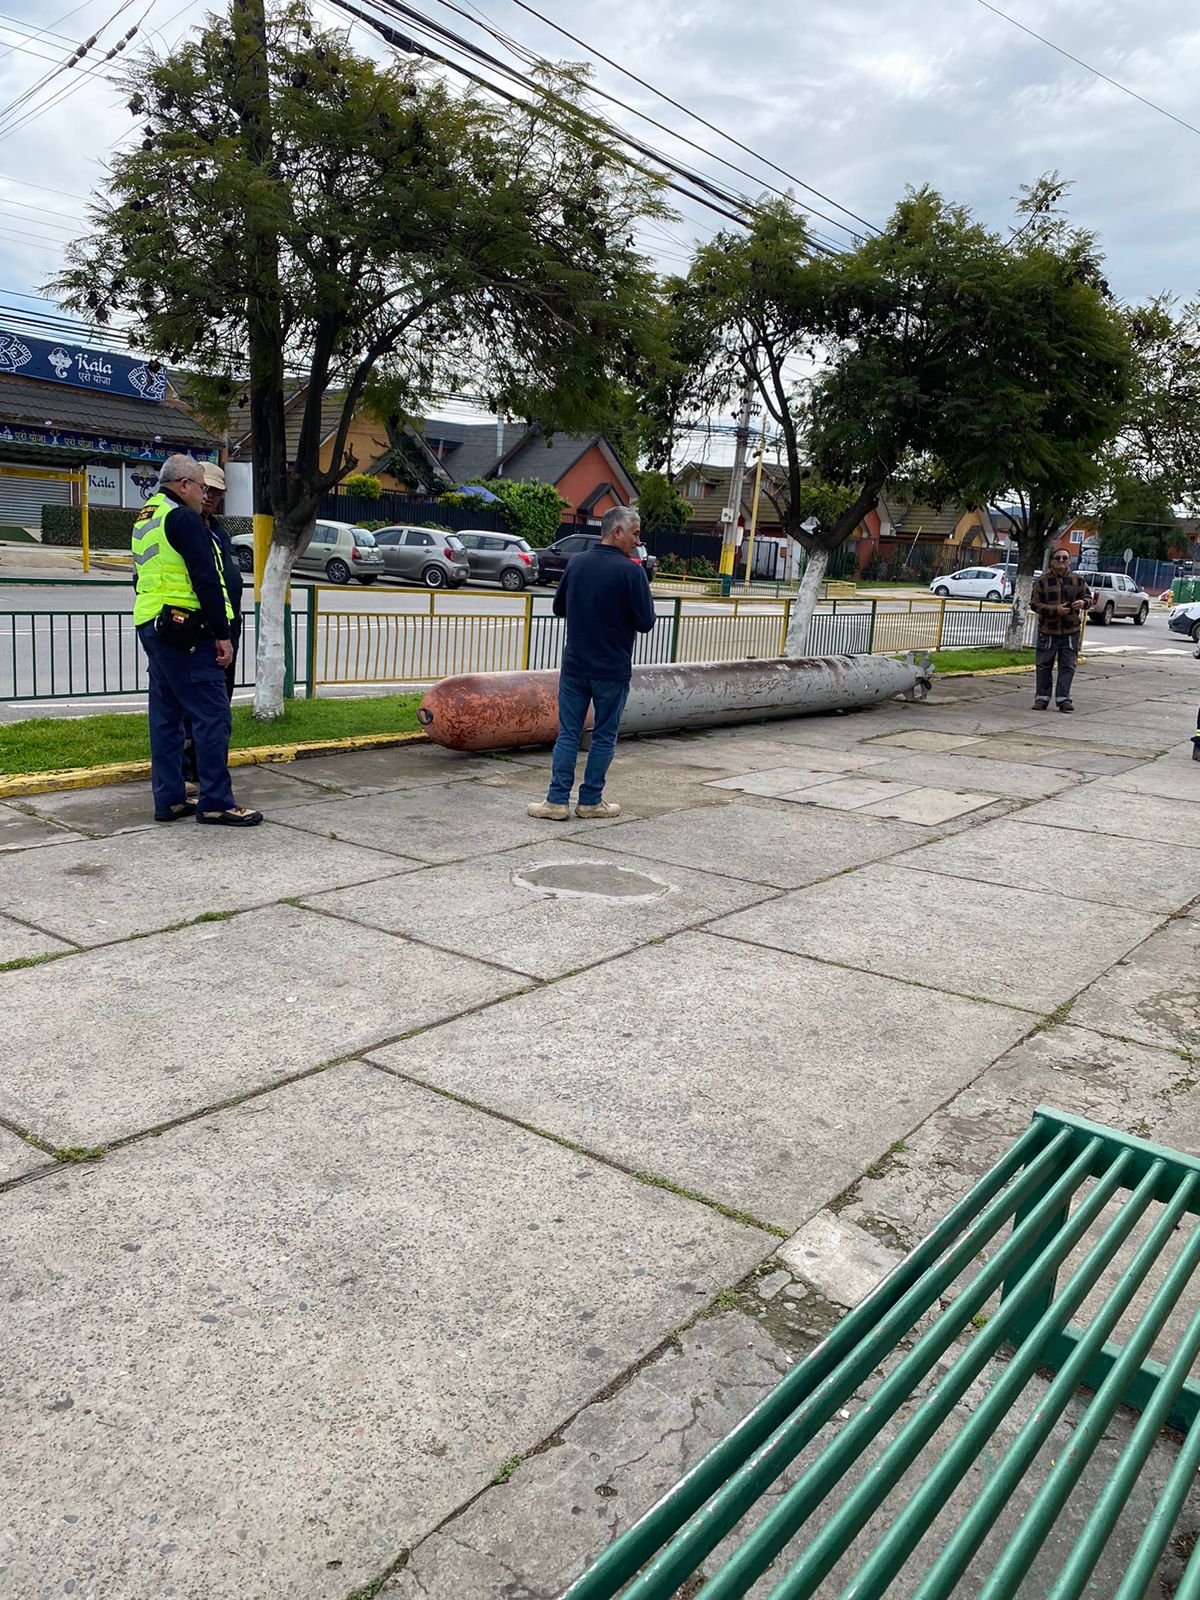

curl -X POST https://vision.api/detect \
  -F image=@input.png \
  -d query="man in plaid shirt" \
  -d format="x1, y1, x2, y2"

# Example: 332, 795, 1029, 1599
1029, 551, 1092, 712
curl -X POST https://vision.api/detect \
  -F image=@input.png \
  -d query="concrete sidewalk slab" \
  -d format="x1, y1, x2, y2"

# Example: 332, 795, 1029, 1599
1014, 785, 1199, 844
710, 863, 1160, 1011
0, 801, 75, 850
855, 786, 997, 824
0, 1063, 763, 1600
1101, 761, 1200, 802
840, 1022, 1200, 1249
0, 822, 407, 946
967, 738, 1145, 774
898, 817, 1200, 914
368, 930, 1031, 1230
24, 764, 339, 837
866, 730, 982, 751
704, 767, 859, 797
858, 749, 1081, 799
277, 744, 496, 795
271, 783, 602, 863
588, 801, 932, 890
0, 903, 527, 1147
1070, 918, 1200, 1056
785, 775, 923, 810
0, 912, 74, 966
303, 841, 775, 980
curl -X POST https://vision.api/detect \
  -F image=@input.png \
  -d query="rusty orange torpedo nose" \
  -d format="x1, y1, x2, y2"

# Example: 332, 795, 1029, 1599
417, 670, 588, 751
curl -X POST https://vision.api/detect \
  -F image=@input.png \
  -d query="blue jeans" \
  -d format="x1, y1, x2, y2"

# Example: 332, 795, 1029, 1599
137, 622, 236, 815
547, 672, 630, 805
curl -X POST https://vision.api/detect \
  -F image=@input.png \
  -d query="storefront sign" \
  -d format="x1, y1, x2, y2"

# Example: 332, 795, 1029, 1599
123, 464, 160, 509
0, 327, 167, 403
0, 420, 214, 464
86, 462, 120, 506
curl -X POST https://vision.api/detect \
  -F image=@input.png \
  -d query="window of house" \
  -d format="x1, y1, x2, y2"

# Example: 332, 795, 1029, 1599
1069, 530, 1082, 545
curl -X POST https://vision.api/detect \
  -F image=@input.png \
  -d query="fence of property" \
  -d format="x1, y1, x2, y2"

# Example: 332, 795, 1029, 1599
0, 579, 1034, 704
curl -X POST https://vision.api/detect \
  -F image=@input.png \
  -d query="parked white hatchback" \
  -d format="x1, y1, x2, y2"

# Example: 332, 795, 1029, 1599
930, 567, 1012, 602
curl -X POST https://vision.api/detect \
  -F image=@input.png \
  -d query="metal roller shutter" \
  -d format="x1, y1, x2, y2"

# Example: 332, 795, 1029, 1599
0, 475, 71, 525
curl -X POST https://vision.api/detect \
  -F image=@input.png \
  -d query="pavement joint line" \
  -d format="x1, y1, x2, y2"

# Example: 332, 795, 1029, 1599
0, 885, 423, 973
360, 1055, 789, 1237
343, 1274, 765, 1600
265, 812, 439, 864
0, 729, 430, 800
0, 903, 84, 949
292, 897, 547, 984
0, 1054, 361, 1196
702, 926, 1045, 1015
887, 854, 1200, 917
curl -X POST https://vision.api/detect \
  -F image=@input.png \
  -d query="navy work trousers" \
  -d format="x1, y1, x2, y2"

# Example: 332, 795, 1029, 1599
137, 622, 236, 815
547, 671, 630, 806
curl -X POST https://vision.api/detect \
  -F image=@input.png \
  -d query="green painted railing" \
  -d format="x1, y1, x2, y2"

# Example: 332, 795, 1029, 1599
0, 578, 1031, 702
563, 1108, 1200, 1600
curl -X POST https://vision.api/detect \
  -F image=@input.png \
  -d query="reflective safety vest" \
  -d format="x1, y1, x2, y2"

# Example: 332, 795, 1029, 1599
131, 491, 233, 628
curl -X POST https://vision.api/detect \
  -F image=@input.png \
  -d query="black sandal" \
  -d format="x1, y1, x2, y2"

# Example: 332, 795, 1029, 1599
154, 802, 196, 822
197, 808, 264, 828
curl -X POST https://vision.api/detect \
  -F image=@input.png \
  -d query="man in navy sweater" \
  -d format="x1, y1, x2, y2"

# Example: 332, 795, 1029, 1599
529, 506, 657, 820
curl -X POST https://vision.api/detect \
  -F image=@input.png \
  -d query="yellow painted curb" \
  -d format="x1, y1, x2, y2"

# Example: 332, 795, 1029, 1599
938, 664, 1038, 678
0, 729, 428, 799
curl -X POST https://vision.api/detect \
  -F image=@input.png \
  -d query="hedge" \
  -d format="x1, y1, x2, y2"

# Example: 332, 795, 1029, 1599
41, 505, 253, 549
42, 504, 140, 548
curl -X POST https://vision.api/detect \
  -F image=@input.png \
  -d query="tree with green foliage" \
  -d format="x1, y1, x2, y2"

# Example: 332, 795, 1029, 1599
482, 479, 568, 547
976, 179, 1132, 644
654, 183, 1131, 652
633, 470, 690, 538
51, 1, 666, 716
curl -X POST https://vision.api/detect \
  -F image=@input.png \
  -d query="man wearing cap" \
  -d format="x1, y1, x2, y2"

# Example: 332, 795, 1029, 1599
132, 453, 262, 827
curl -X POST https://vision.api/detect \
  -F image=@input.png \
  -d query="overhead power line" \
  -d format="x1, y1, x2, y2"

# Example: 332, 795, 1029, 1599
333, 0, 759, 228
975, 0, 1200, 140
427, 0, 867, 244
503, 0, 879, 235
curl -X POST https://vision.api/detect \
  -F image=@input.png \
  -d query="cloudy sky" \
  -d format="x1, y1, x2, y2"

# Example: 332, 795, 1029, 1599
0, 0, 1195, 421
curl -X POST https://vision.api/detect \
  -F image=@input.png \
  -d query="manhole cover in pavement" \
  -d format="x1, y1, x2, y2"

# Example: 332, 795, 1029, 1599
513, 860, 672, 902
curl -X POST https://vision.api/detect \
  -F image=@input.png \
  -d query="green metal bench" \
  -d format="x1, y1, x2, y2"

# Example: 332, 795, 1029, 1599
562, 1108, 1200, 1600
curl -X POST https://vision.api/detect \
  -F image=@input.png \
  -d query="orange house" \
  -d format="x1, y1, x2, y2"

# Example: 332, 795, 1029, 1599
410, 420, 636, 524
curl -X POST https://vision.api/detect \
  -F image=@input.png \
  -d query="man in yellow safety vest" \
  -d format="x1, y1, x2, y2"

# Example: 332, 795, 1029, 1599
132, 453, 262, 826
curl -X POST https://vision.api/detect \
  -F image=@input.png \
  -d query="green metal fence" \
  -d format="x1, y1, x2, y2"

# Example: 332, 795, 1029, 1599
0, 579, 1032, 703
563, 1107, 1200, 1600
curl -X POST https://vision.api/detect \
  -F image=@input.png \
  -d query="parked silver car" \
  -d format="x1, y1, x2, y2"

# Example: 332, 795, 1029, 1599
1075, 570, 1150, 625
230, 519, 383, 584
455, 529, 538, 591
372, 526, 470, 589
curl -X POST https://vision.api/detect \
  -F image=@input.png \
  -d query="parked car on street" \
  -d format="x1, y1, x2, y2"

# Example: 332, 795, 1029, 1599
1074, 570, 1151, 625
1168, 601, 1200, 643
230, 519, 384, 584
455, 529, 537, 591
536, 531, 658, 583
371, 526, 470, 589
930, 567, 1012, 602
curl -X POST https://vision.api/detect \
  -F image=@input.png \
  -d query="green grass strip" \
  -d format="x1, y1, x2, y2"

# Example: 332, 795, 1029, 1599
0, 694, 423, 776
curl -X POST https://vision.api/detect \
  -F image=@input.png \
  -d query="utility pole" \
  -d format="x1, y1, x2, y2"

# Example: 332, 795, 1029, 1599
720, 367, 756, 581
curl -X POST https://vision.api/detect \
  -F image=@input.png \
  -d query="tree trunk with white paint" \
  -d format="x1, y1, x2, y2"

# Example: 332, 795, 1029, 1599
1004, 532, 1042, 650
784, 545, 830, 655
252, 540, 294, 721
